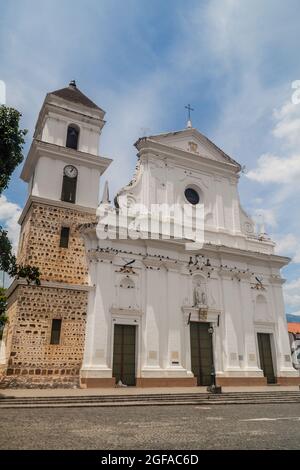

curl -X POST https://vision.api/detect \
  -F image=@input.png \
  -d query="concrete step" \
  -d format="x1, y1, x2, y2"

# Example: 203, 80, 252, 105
1, 395, 300, 406
0, 391, 299, 408
0, 398, 300, 409
1, 391, 299, 401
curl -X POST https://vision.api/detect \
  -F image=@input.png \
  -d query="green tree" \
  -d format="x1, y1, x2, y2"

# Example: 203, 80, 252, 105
0, 105, 26, 192
0, 287, 7, 339
0, 105, 40, 322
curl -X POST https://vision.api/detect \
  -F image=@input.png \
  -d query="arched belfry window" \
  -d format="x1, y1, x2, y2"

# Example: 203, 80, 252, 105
61, 165, 78, 204
66, 124, 79, 150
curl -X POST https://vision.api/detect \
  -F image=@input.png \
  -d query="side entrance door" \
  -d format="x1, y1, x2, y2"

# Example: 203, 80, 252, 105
112, 324, 136, 386
190, 322, 213, 386
257, 332, 276, 384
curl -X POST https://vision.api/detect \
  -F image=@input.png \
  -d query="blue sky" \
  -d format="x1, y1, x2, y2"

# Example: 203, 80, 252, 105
1, 0, 300, 316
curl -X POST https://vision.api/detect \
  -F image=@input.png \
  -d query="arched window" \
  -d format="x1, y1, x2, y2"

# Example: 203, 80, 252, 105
66, 124, 79, 150
61, 165, 78, 203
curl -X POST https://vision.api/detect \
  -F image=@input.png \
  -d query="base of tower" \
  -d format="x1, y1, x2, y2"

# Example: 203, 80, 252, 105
0, 371, 80, 389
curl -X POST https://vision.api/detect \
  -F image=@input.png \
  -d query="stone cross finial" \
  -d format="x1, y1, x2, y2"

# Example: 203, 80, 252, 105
185, 104, 194, 128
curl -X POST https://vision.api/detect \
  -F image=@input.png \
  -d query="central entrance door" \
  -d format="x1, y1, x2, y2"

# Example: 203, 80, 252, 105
112, 324, 136, 386
257, 332, 276, 384
190, 322, 213, 386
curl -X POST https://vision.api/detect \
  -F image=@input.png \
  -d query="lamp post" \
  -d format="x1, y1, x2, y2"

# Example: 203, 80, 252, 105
207, 325, 222, 394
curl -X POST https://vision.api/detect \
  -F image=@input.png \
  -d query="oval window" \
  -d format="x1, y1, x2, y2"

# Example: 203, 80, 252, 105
185, 187, 200, 205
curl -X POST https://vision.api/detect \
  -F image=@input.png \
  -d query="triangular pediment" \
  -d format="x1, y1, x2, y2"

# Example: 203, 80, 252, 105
148, 128, 240, 168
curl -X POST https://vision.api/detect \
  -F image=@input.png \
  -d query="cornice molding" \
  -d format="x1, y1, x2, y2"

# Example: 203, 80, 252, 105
34, 102, 104, 140
21, 139, 112, 182
268, 275, 286, 285
163, 259, 183, 272
18, 195, 96, 225
218, 268, 252, 280
87, 249, 115, 262
76, 234, 289, 269
142, 257, 164, 269
6, 279, 93, 299
203, 243, 290, 267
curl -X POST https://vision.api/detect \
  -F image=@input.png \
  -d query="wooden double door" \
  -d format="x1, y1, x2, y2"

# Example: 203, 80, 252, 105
190, 322, 214, 386
112, 324, 136, 386
257, 333, 276, 384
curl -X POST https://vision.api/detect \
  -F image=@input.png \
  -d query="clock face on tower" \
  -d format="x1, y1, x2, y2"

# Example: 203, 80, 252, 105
64, 165, 78, 179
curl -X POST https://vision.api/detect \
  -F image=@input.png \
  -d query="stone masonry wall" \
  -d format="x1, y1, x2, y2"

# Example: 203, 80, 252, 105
18, 202, 96, 284
0, 296, 18, 375
1, 202, 95, 388
1, 285, 88, 388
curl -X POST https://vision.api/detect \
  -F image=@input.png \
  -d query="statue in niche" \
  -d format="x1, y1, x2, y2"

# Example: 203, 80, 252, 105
193, 280, 207, 307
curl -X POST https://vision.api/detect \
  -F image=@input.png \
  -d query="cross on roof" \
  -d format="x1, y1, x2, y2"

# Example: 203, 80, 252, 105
185, 104, 194, 120
185, 104, 194, 128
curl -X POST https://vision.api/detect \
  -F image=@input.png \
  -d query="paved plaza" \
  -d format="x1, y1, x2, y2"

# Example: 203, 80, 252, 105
1, 403, 300, 450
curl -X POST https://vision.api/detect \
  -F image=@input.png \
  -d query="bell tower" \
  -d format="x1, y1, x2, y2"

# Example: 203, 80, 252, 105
0, 82, 111, 387
21, 79, 110, 210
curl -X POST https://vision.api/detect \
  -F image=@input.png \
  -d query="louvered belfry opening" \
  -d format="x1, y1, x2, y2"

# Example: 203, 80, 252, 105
66, 125, 79, 150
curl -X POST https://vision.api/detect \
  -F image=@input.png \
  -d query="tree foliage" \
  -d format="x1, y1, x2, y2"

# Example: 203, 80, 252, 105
0, 288, 7, 338
0, 106, 27, 193
0, 105, 40, 323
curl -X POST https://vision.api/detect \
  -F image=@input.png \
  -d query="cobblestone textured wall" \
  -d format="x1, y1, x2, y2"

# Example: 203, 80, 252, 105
0, 295, 18, 375
1, 285, 88, 388
1, 202, 95, 388
19, 202, 95, 284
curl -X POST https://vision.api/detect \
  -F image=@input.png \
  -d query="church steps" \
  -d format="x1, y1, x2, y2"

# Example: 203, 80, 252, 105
1, 390, 299, 401
0, 399, 300, 409
0, 391, 299, 408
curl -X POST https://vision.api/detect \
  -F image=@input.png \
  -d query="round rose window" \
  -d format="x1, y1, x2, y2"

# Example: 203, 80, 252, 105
184, 187, 200, 205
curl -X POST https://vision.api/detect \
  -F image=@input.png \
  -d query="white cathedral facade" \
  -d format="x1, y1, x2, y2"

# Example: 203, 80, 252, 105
80, 111, 298, 388
1, 81, 299, 388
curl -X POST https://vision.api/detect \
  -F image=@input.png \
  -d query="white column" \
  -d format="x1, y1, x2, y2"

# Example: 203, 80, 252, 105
81, 253, 114, 379
213, 316, 223, 375
220, 272, 241, 372
165, 266, 186, 373
81, 260, 97, 370
239, 276, 262, 373
272, 282, 298, 377
142, 265, 162, 375
214, 177, 225, 230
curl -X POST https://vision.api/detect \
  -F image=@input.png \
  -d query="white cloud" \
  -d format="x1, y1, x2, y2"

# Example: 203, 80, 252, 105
0, 196, 21, 251
1, 0, 300, 303
274, 233, 298, 255
253, 197, 263, 205
273, 233, 300, 263
288, 310, 300, 317
247, 153, 300, 184
247, 98, 300, 184
99, 74, 169, 197
273, 101, 300, 148
284, 277, 300, 308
